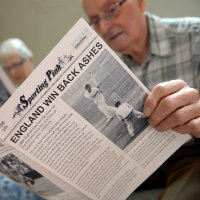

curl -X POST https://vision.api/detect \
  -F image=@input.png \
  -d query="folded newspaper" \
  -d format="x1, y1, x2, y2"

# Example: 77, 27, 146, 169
0, 19, 190, 200
0, 66, 15, 107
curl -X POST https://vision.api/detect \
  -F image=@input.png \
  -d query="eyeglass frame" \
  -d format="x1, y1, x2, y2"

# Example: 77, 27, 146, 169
89, 0, 126, 28
3, 58, 27, 72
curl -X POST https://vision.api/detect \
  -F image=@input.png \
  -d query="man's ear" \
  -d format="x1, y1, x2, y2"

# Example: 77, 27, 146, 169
138, 0, 146, 13
28, 57, 33, 65
28, 57, 34, 71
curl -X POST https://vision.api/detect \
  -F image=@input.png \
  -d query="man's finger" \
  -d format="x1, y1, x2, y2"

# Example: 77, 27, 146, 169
148, 87, 199, 126
143, 80, 187, 116
154, 100, 200, 132
172, 117, 200, 138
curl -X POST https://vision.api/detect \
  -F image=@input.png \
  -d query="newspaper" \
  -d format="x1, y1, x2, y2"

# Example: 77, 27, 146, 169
0, 66, 15, 107
0, 18, 191, 200
0, 66, 19, 179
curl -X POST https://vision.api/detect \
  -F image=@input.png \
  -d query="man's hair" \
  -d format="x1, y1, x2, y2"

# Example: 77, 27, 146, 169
85, 83, 91, 90
115, 101, 121, 107
0, 38, 33, 64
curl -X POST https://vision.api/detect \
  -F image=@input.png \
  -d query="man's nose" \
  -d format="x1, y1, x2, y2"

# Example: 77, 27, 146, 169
8, 67, 18, 75
98, 19, 113, 36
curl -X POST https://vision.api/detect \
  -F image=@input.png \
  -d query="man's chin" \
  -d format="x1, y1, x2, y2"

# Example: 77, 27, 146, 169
15, 79, 24, 85
111, 44, 128, 54
107, 39, 126, 53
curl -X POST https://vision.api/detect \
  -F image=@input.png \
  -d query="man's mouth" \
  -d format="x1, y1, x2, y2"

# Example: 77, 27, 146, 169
109, 32, 123, 41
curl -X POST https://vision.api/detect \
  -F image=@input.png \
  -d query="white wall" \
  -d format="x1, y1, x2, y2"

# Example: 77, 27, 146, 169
146, 0, 200, 17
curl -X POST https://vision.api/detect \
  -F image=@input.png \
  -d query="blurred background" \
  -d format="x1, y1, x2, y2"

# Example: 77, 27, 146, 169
0, 0, 200, 67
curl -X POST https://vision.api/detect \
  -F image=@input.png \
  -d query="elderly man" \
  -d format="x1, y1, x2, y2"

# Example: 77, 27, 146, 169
82, 0, 200, 199
0, 38, 33, 86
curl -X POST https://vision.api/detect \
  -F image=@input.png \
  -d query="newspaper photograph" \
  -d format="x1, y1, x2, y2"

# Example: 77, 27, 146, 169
0, 18, 191, 200
0, 153, 64, 197
61, 49, 148, 150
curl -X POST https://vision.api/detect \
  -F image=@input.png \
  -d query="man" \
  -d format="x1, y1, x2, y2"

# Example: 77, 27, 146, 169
0, 38, 33, 86
115, 101, 145, 137
83, 0, 200, 199
84, 72, 116, 123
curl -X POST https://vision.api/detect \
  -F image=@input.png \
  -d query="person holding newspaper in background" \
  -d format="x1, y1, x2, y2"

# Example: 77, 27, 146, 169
0, 38, 33, 86
0, 38, 43, 200
82, 0, 200, 199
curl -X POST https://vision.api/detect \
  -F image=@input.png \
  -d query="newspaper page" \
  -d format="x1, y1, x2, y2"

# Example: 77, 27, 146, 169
0, 18, 191, 200
0, 64, 87, 200
0, 66, 16, 159
0, 42, 90, 200
0, 65, 15, 107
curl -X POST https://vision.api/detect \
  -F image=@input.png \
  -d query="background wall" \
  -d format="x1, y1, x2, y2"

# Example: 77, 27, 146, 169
0, 0, 200, 67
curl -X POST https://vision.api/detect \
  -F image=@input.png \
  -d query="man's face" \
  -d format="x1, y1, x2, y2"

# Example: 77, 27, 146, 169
83, 0, 147, 54
2, 53, 33, 85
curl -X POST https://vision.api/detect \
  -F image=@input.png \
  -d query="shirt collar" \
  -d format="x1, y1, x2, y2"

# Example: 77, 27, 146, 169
146, 12, 174, 57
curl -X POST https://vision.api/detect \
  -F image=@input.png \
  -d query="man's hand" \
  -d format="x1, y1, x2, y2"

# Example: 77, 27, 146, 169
143, 80, 200, 138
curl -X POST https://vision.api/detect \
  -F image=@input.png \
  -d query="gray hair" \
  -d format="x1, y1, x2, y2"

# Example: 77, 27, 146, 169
0, 38, 33, 64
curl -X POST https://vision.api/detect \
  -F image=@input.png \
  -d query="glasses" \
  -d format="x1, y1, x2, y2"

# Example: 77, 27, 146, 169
89, 0, 126, 28
4, 58, 27, 72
